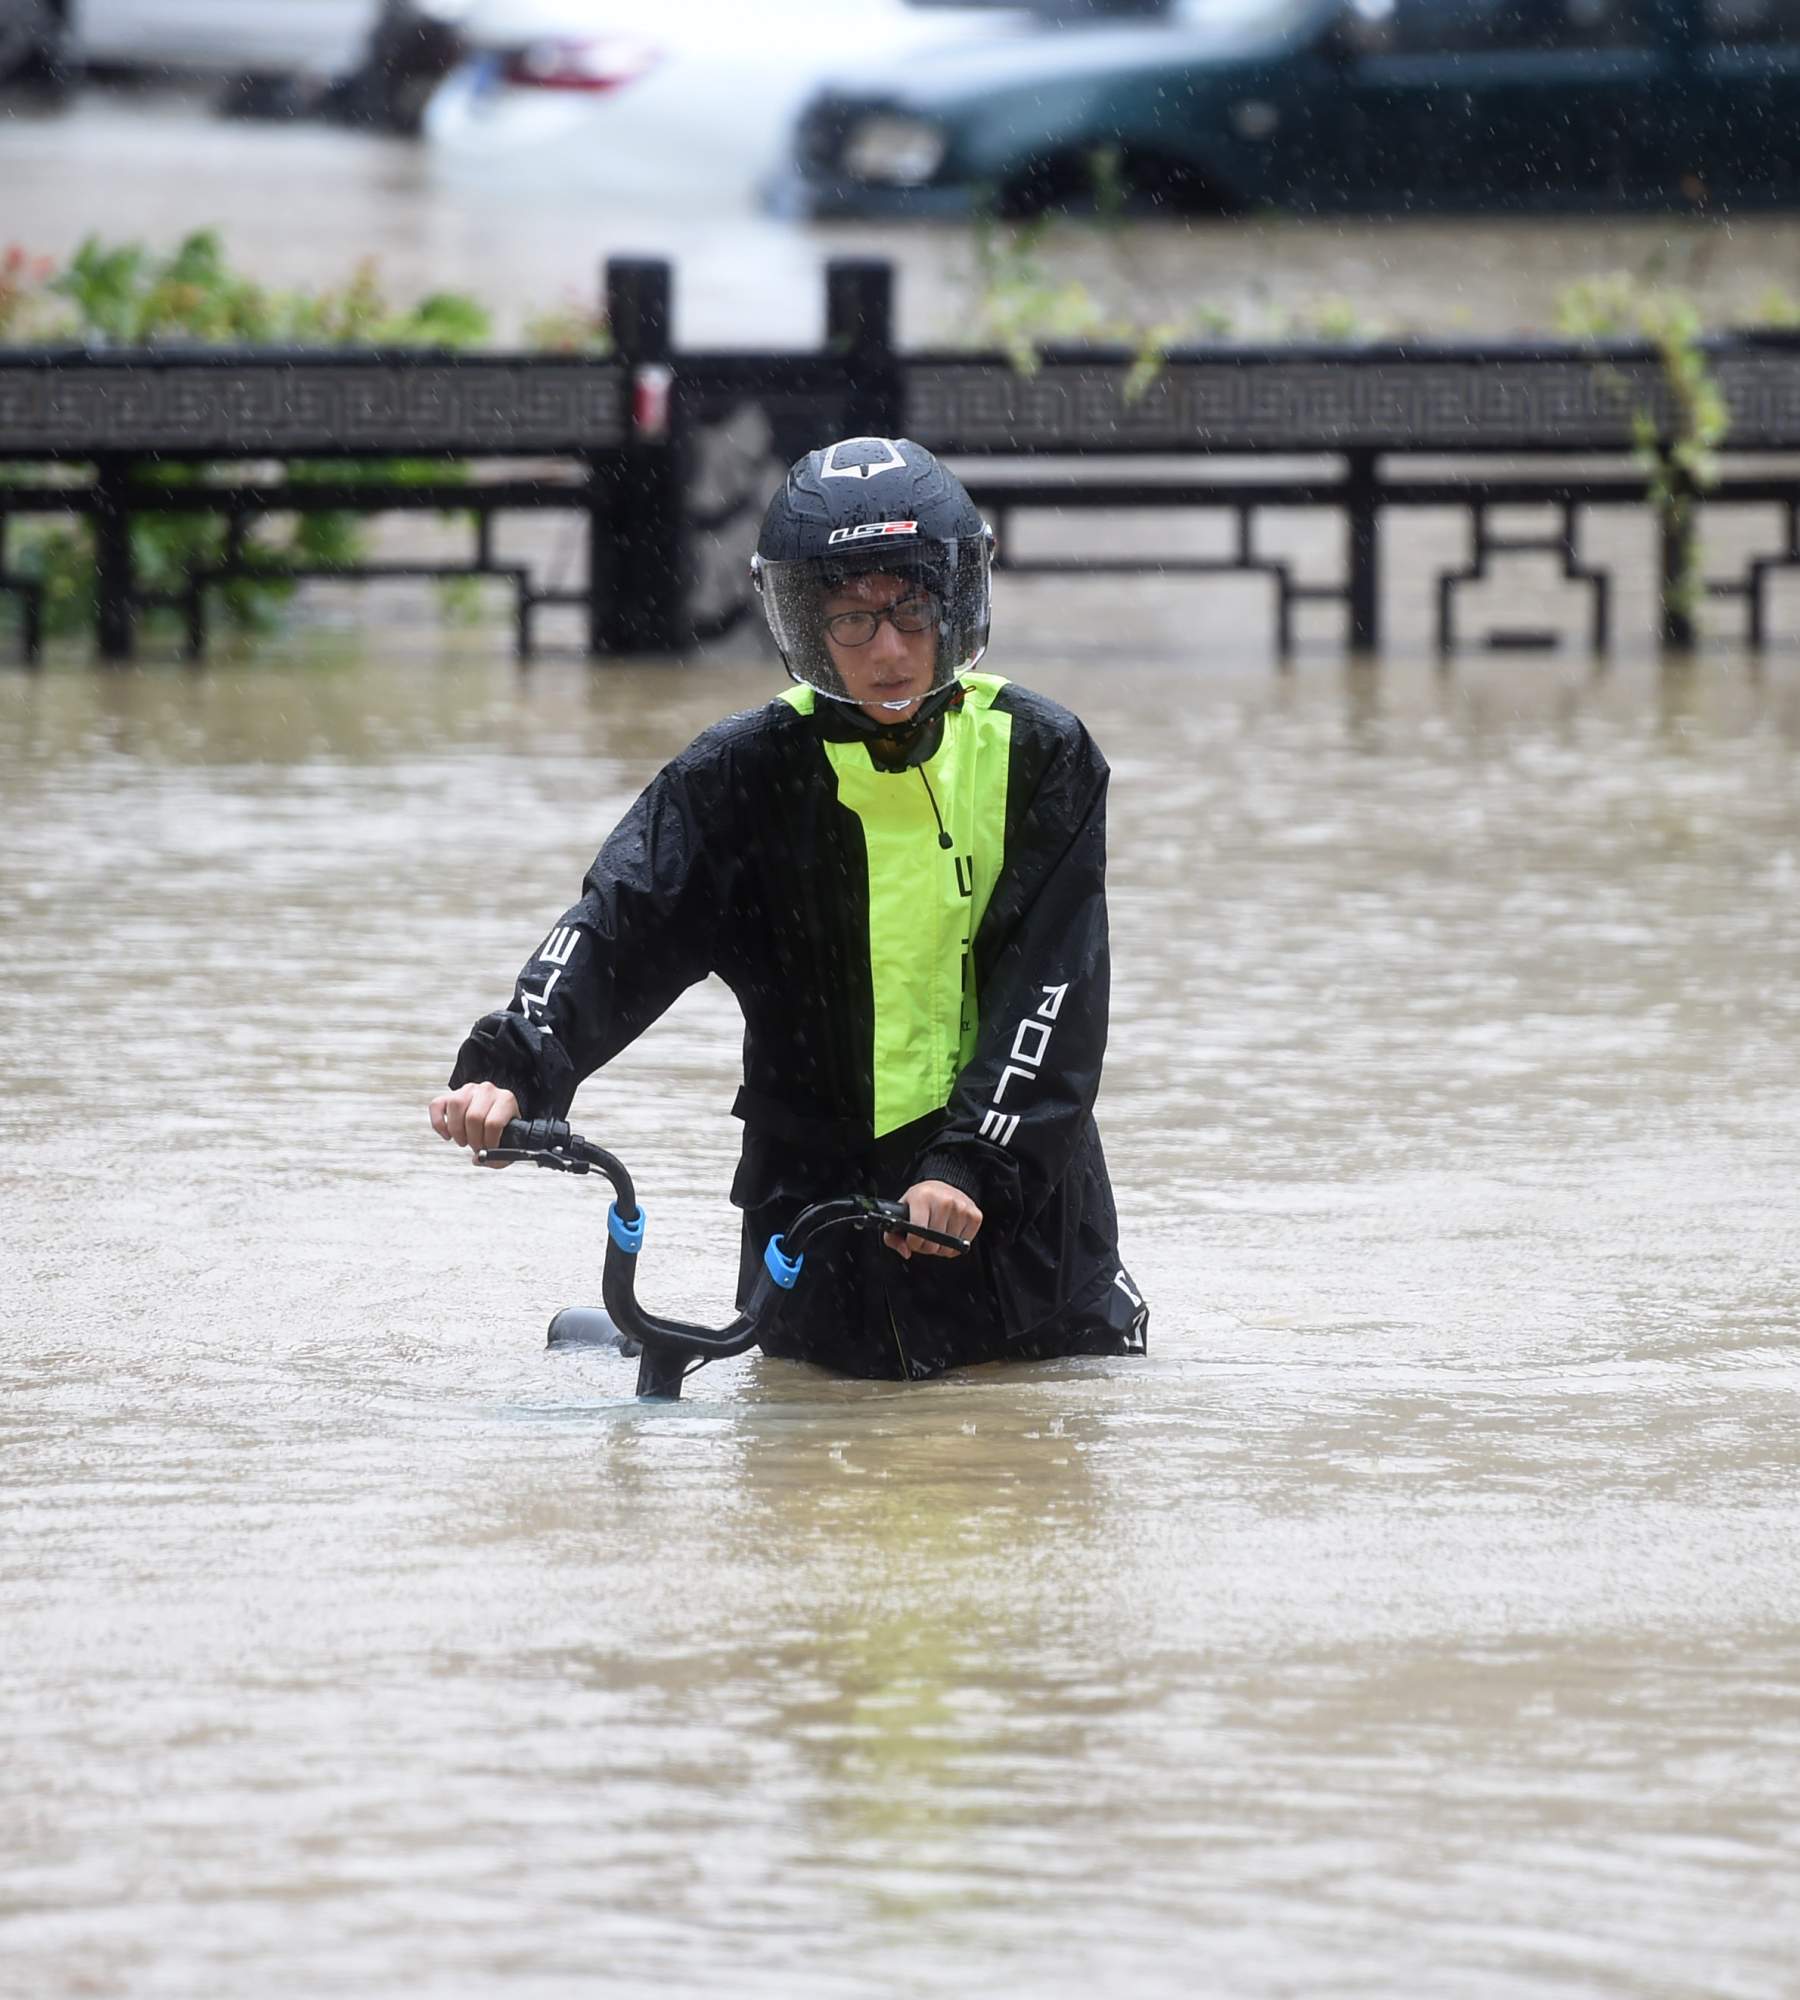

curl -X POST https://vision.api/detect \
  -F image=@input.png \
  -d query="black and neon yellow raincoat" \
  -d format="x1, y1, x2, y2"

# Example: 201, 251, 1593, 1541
450, 672, 1146, 1379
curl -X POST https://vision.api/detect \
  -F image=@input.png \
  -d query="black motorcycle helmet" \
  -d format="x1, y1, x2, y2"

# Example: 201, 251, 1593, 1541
751, 437, 995, 717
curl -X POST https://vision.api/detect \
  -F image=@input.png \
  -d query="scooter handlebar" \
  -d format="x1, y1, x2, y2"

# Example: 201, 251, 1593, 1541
804, 1192, 964, 1256
478, 1120, 639, 1218
476, 1124, 972, 1397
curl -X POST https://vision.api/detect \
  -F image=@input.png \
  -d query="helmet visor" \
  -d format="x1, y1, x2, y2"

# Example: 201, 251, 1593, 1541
755, 531, 992, 705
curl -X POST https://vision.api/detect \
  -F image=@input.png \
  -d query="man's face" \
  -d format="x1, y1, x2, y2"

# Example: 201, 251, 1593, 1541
819, 571, 939, 723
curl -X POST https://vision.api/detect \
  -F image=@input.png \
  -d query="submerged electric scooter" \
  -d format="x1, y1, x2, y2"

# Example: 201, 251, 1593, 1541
480, 1118, 973, 1401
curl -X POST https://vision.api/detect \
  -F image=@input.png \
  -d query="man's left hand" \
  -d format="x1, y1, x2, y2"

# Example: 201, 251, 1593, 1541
884, 1179, 982, 1260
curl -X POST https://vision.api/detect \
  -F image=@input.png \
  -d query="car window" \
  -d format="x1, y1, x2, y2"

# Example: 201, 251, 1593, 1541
1346, 0, 1658, 52
1703, 0, 1800, 44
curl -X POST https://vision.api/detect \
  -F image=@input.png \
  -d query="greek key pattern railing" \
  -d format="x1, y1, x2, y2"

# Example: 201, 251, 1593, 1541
0, 357, 629, 456
905, 348, 1800, 454
5, 257, 1800, 663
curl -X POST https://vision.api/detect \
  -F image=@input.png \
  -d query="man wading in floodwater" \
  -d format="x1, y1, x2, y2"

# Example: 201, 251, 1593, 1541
430, 437, 1148, 1379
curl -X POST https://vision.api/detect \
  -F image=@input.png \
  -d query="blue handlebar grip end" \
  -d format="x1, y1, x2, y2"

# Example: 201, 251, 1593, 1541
763, 1234, 804, 1290
607, 1203, 646, 1255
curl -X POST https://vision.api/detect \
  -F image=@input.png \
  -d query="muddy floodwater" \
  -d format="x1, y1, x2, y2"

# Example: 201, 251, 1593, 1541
3, 629, 1799, 1998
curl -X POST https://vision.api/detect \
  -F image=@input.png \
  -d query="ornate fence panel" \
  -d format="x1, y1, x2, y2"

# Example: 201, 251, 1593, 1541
0, 348, 629, 662
5, 257, 1800, 663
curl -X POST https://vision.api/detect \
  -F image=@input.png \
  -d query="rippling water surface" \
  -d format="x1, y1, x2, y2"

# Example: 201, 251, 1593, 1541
4, 640, 1798, 1997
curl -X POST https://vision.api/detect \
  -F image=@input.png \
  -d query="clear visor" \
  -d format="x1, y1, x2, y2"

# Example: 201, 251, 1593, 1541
754, 532, 992, 705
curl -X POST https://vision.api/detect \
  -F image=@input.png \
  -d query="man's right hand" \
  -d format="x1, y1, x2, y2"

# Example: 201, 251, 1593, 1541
429, 1081, 522, 1166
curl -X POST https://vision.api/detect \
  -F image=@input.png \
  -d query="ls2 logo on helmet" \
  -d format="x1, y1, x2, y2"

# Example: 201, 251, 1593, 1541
826, 520, 920, 546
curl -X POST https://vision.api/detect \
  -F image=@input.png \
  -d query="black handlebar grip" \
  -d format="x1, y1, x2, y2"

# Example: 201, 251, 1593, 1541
497, 1117, 572, 1154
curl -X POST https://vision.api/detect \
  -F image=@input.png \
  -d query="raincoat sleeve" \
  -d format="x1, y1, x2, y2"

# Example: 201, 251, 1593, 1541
912, 712, 1110, 1240
447, 743, 725, 1121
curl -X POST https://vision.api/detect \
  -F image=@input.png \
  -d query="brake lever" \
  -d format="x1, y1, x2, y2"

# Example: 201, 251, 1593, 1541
477, 1146, 591, 1174
861, 1195, 973, 1254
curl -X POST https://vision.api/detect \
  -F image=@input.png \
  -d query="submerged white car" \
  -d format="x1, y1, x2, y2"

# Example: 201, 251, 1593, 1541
0, 0, 381, 79
0, 0, 474, 128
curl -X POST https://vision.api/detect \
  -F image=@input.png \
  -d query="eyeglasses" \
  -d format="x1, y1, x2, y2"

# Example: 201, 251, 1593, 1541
822, 592, 939, 647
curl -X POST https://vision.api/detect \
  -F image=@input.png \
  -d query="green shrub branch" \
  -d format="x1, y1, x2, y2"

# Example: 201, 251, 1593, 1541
0, 231, 565, 647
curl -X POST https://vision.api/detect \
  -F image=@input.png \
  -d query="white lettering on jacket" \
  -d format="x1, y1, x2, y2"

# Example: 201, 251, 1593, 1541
977, 982, 1068, 1149
518, 967, 561, 1022
517, 925, 581, 1027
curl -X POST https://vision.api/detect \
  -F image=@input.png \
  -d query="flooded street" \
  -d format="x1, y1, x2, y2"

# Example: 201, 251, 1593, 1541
4, 631, 1799, 1996
6, 59, 1800, 1994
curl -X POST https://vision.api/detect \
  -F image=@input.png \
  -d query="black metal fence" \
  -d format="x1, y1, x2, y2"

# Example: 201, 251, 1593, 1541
5, 255, 1800, 664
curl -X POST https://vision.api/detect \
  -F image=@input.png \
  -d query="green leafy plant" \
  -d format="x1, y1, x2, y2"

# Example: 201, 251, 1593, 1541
31, 231, 499, 350
1556, 274, 1730, 636
1749, 286, 1800, 331
1, 232, 493, 648
958, 189, 1372, 399
521, 296, 613, 355
963, 211, 1120, 374
960, 204, 1237, 404
1268, 294, 1370, 343
0, 245, 56, 340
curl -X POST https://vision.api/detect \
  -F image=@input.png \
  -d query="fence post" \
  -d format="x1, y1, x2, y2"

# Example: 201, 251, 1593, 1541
825, 259, 899, 438
584, 446, 612, 659
94, 456, 136, 663
1658, 456, 1697, 650
1345, 448, 1380, 653
591, 257, 683, 656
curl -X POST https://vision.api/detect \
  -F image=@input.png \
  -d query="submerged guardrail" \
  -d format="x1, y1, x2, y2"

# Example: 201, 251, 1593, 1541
4, 255, 1800, 663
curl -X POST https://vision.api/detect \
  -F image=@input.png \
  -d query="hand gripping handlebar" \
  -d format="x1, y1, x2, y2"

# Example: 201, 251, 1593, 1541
480, 1118, 972, 1399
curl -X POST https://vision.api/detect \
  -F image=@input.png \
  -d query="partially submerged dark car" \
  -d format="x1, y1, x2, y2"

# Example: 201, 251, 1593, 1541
777, 0, 1800, 216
